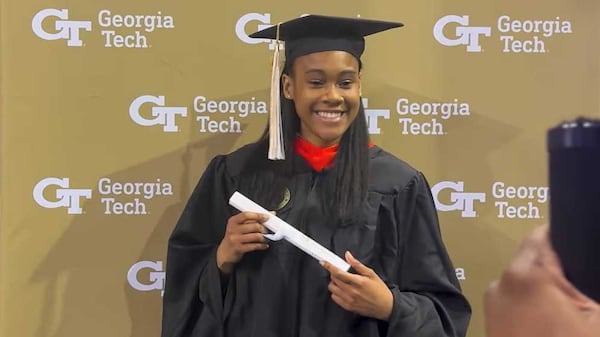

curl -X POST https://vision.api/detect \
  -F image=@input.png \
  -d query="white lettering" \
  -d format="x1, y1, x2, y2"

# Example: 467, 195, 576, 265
102, 30, 148, 48
497, 15, 572, 38
32, 9, 92, 47
363, 98, 390, 134
495, 201, 541, 219
433, 15, 491, 52
397, 98, 470, 120
455, 268, 466, 281
101, 198, 147, 215
491, 182, 548, 203
431, 181, 486, 217
193, 96, 267, 118
398, 118, 444, 135
33, 177, 92, 214
235, 13, 272, 44
500, 35, 546, 53
127, 261, 165, 296
129, 95, 187, 132
98, 178, 173, 199
97, 10, 174, 33
196, 116, 242, 133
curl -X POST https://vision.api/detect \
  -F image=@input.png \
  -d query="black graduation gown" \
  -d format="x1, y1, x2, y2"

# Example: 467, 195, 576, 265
161, 144, 471, 337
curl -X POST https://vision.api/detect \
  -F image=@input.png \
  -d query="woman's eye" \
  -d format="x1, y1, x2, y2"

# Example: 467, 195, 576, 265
308, 80, 324, 87
339, 80, 353, 88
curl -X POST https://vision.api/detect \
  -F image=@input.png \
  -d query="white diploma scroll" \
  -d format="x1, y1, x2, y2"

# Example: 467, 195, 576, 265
229, 191, 351, 271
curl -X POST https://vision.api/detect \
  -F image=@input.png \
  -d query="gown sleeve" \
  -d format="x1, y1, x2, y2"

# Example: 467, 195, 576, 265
384, 172, 471, 337
161, 155, 235, 337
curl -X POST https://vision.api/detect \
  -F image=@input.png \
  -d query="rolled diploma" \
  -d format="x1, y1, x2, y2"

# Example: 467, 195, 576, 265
229, 191, 351, 271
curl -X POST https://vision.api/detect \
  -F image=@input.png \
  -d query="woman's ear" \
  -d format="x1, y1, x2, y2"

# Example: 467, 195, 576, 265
282, 74, 293, 99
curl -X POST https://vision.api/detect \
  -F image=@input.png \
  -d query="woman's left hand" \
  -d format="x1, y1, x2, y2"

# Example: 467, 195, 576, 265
321, 251, 394, 321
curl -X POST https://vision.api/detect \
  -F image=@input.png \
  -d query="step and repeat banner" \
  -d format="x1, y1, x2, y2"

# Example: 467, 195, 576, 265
1, 0, 598, 336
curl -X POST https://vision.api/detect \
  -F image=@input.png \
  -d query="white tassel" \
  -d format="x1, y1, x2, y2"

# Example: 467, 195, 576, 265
268, 37, 285, 160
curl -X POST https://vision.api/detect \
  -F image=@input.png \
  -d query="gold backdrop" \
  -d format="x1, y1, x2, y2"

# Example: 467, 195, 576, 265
2, 0, 599, 336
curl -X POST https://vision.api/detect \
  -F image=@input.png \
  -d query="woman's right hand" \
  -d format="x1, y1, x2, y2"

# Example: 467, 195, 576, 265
216, 212, 270, 274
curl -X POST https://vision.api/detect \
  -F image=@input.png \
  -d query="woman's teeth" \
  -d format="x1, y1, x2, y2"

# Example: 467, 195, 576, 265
316, 111, 343, 119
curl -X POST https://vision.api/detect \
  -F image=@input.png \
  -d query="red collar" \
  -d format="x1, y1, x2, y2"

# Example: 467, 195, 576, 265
293, 137, 375, 172
294, 137, 339, 172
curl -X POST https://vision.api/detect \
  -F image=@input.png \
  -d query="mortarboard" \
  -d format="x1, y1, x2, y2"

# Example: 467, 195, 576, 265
250, 15, 403, 160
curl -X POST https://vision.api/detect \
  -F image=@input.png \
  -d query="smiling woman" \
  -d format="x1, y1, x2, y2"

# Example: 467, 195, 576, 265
161, 14, 471, 337
282, 51, 361, 147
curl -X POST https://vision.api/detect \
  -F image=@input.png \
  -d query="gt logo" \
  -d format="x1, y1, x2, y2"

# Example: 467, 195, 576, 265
236, 13, 308, 50
32, 9, 92, 47
433, 15, 491, 52
235, 13, 272, 45
33, 178, 92, 214
129, 95, 187, 132
363, 98, 390, 135
432, 181, 486, 217
127, 261, 165, 296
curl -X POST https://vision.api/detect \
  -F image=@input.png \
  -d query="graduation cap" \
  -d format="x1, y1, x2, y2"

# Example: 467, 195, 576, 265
249, 14, 404, 160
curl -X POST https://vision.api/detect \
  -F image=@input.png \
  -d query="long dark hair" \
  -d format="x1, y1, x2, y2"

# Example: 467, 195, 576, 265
240, 60, 370, 224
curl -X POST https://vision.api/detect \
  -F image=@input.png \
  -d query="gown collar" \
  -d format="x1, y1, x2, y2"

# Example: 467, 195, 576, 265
293, 136, 376, 172
293, 137, 339, 172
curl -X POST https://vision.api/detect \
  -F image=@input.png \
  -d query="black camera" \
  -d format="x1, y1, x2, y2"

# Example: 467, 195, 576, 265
548, 117, 600, 302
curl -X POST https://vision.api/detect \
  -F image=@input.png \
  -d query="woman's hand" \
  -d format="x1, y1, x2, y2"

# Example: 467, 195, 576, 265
216, 212, 270, 274
321, 251, 394, 321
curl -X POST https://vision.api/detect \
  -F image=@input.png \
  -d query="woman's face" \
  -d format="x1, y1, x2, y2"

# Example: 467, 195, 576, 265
282, 50, 361, 147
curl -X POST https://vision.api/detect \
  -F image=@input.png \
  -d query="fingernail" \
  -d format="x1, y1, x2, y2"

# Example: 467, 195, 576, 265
346, 251, 354, 259
261, 214, 269, 221
319, 261, 325, 267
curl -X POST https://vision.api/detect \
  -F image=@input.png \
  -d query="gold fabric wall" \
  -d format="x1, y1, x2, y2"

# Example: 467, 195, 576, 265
1, 0, 598, 336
